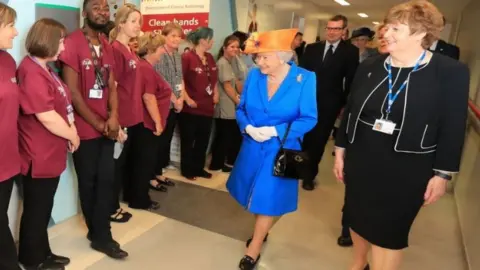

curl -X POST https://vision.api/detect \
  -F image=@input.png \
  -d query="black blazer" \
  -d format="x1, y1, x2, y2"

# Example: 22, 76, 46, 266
336, 54, 470, 172
434, 39, 460, 60
300, 40, 359, 106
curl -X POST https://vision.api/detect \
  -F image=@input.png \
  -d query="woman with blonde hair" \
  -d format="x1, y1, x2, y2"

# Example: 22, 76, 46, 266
110, 4, 160, 210
0, 3, 21, 270
334, 1, 469, 269
136, 32, 172, 193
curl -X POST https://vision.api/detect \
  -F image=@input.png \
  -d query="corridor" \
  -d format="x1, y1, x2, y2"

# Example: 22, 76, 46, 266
46, 143, 467, 270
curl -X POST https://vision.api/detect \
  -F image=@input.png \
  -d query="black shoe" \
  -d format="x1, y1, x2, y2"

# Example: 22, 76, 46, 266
87, 233, 120, 248
150, 181, 168, 192
156, 177, 176, 186
198, 170, 212, 179
110, 208, 132, 223
46, 253, 70, 265
364, 264, 370, 270
222, 166, 233, 173
91, 241, 128, 259
23, 261, 65, 270
246, 233, 269, 247
238, 255, 261, 270
337, 235, 353, 247
302, 180, 315, 191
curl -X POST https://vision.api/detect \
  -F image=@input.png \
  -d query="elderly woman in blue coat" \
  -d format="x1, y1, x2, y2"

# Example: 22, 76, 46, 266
226, 28, 317, 270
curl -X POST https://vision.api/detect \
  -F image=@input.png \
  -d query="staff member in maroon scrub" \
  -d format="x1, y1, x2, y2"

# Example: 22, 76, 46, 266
137, 32, 172, 192
180, 27, 219, 180
59, 0, 129, 259
0, 3, 21, 270
110, 4, 159, 210
17, 18, 80, 270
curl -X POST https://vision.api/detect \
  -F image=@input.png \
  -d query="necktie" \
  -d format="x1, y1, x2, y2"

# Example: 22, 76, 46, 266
323, 44, 334, 65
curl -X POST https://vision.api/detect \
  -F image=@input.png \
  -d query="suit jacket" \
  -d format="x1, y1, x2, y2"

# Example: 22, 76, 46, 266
335, 54, 470, 172
434, 39, 460, 60
300, 40, 359, 107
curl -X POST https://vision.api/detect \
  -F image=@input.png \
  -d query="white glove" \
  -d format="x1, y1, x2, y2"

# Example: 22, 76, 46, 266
245, 125, 271, 142
257, 126, 278, 137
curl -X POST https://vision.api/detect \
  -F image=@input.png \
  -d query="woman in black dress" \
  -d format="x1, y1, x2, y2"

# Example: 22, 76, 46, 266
334, 1, 469, 270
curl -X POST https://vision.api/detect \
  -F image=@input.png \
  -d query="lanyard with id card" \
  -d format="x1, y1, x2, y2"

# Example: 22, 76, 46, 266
165, 49, 183, 98
194, 51, 213, 96
83, 30, 107, 100
373, 50, 426, 135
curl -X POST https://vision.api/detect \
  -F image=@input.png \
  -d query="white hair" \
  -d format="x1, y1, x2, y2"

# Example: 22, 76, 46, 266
276, 51, 294, 63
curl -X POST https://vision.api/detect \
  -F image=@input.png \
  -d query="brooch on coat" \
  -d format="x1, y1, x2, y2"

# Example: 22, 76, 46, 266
297, 74, 303, 83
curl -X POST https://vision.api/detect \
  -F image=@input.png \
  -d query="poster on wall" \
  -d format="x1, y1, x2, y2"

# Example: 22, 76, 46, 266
140, 0, 210, 35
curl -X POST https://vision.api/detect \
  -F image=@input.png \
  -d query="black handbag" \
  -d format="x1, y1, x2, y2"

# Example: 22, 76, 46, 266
273, 124, 310, 180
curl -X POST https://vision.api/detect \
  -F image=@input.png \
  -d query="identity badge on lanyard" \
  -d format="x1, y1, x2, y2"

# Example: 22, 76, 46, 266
204, 62, 213, 96
165, 49, 183, 95
373, 50, 426, 135
50, 70, 75, 125
84, 31, 105, 99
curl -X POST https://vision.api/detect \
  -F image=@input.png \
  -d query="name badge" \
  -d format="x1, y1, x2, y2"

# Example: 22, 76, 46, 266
67, 105, 75, 124
373, 119, 396, 135
206, 85, 212, 96
89, 89, 103, 99
175, 84, 182, 92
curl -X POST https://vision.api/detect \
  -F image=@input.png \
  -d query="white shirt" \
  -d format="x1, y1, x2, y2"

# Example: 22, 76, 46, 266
430, 40, 438, 51
323, 40, 341, 59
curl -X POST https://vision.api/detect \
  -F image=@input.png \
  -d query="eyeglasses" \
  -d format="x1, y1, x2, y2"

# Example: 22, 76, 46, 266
325, 27, 344, 32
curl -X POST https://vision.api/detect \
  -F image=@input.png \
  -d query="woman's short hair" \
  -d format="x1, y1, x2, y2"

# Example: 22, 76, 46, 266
277, 51, 294, 63
162, 22, 183, 36
186, 27, 214, 46
137, 31, 166, 57
110, 4, 142, 42
26, 18, 67, 59
0, 3, 16, 27
384, 0, 443, 49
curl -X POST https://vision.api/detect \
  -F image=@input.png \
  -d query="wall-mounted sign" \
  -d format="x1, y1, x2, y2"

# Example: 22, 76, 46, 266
140, 0, 210, 35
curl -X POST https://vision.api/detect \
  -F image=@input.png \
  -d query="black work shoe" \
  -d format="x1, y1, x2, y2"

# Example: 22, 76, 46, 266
87, 233, 120, 248
91, 241, 128, 259
23, 261, 65, 270
302, 180, 315, 191
337, 235, 353, 247
46, 253, 70, 265
238, 254, 261, 270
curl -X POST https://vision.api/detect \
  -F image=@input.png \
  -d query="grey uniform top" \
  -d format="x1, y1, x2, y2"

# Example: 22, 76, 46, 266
154, 50, 183, 109
214, 55, 247, 119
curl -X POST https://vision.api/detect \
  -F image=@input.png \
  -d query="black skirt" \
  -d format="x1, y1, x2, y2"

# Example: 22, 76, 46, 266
344, 120, 435, 249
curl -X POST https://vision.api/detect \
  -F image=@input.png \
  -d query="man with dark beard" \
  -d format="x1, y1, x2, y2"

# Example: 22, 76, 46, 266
59, 0, 128, 259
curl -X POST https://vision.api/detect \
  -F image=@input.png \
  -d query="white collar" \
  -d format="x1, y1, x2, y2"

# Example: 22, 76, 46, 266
326, 40, 341, 49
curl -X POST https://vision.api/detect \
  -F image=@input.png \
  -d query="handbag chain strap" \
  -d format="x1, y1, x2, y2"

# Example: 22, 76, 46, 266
280, 123, 292, 147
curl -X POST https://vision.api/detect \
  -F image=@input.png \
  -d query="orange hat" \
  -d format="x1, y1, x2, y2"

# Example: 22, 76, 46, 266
244, 28, 298, 54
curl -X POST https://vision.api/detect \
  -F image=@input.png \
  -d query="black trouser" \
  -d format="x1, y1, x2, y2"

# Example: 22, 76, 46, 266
0, 176, 21, 270
18, 170, 60, 267
303, 99, 343, 183
178, 112, 213, 177
210, 118, 242, 169
115, 123, 159, 209
73, 137, 114, 244
155, 109, 178, 176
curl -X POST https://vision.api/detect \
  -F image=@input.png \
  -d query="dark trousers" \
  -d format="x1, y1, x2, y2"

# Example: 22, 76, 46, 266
303, 100, 343, 183
155, 109, 178, 176
0, 176, 21, 270
210, 118, 242, 169
114, 123, 158, 210
73, 137, 114, 243
178, 112, 213, 177
18, 171, 60, 266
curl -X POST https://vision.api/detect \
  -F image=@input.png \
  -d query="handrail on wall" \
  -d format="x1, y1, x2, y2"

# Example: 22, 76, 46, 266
468, 99, 480, 120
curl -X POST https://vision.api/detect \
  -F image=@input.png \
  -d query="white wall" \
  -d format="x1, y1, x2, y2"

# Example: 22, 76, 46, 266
235, 0, 293, 32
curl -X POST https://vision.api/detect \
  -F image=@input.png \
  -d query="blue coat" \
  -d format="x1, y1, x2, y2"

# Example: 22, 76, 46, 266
226, 64, 317, 216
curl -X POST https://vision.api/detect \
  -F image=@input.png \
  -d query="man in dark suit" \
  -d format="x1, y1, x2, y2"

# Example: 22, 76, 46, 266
300, 15, 359, 191
430, 17, 460, 60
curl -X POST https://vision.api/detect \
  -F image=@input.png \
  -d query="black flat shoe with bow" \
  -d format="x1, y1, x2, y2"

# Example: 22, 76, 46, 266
238, 254, 261, 270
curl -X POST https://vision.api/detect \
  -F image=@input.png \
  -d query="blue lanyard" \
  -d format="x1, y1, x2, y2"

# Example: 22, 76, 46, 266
386, 50, 426, 118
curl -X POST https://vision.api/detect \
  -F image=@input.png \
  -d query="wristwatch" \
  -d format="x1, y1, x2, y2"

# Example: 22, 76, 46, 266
433, 170, 453, 181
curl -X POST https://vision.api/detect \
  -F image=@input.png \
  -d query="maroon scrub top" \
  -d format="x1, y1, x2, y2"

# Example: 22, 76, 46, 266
181, 50, 218, 117
139, 59, 171, 130
0, 51, 21, 182
111, 40, 143, 128
17, 57, 72, 178
59, 29, 115, 140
